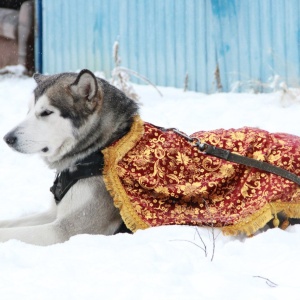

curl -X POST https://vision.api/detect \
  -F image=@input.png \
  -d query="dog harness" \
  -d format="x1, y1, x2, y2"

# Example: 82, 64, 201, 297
50, 151, 132, 235
102, 116, 300, 236
50, 151, 104, 204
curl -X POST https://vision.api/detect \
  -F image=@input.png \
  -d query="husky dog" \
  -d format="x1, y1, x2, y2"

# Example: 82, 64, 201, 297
2, 69, 137, 245
3, 69, 300, 245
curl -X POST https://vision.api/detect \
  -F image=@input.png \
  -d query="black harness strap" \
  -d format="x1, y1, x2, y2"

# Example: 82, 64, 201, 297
50, 151, 104, 204
50, 150, 132, 235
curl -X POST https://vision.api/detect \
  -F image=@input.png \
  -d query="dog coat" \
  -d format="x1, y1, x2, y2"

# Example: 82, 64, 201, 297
102, 116, 300, 236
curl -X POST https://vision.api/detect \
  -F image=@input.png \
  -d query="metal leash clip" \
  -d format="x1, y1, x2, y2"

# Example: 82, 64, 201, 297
162, 127, 207, 152
190, 137, 207, 152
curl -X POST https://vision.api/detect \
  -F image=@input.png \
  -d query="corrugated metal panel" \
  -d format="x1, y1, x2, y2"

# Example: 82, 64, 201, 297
40, 0, 300, 93
34, 0, 43, 73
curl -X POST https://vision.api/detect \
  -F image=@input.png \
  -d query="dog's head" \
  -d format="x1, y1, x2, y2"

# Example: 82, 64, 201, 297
3, 69, 138, 168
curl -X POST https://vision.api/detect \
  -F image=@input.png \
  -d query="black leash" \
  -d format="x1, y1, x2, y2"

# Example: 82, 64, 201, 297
164, 127, 300, 186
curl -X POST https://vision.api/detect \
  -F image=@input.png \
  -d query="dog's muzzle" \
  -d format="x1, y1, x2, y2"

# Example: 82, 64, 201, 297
3, 132, 17, 147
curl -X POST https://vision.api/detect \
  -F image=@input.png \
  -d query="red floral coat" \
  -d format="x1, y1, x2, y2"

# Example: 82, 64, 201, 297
102, 116, 300, 235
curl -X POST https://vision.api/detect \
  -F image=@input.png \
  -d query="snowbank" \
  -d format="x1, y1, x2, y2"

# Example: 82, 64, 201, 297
0, 76, 300, 299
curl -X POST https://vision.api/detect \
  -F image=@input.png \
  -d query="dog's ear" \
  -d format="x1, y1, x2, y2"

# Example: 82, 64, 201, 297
33, 73, 50, 84
70, 69, 98, 101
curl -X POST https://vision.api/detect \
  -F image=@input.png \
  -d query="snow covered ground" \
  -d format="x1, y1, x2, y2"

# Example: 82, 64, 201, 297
1, 75, 300, 299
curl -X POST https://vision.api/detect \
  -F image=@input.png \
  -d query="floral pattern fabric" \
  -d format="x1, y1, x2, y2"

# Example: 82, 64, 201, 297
102, 116, 300, 235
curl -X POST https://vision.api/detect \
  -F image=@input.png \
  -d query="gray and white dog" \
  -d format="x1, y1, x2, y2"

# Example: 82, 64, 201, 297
2, 69, 138, 245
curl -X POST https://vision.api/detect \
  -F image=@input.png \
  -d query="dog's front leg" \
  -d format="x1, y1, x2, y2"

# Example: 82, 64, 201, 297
0, 221, 64, 246
55, 177, 123, 237
0, 200, 57, 228
0, 177, 123, 245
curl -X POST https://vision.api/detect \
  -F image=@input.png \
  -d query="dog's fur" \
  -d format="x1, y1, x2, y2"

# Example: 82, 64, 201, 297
2, 70, 138, 245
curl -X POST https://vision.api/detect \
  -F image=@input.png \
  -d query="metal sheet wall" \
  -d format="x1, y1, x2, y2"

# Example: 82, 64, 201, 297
40, 0, 300, 93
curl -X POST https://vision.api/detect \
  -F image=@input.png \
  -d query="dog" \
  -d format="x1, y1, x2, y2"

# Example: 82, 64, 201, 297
2, 69, 138, 245
3, 69, 300, 245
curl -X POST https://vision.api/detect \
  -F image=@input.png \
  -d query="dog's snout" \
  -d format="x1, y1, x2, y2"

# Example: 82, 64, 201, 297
3, 133, 17, 146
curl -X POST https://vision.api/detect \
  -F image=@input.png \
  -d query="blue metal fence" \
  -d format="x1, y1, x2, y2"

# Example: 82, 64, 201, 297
37, 0, 300, 93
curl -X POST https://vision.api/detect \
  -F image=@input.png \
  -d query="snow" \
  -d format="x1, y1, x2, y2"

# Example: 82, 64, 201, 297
1, 76, 300, 299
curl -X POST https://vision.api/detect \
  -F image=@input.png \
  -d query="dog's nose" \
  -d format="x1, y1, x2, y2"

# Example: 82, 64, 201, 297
3, 133, 17, 146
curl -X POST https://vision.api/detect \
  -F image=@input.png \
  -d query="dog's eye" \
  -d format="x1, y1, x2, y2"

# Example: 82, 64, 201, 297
40, 110, 53, 117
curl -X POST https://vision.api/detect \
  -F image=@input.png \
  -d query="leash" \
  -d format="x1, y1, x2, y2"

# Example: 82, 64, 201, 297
161, 127, 300, 186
